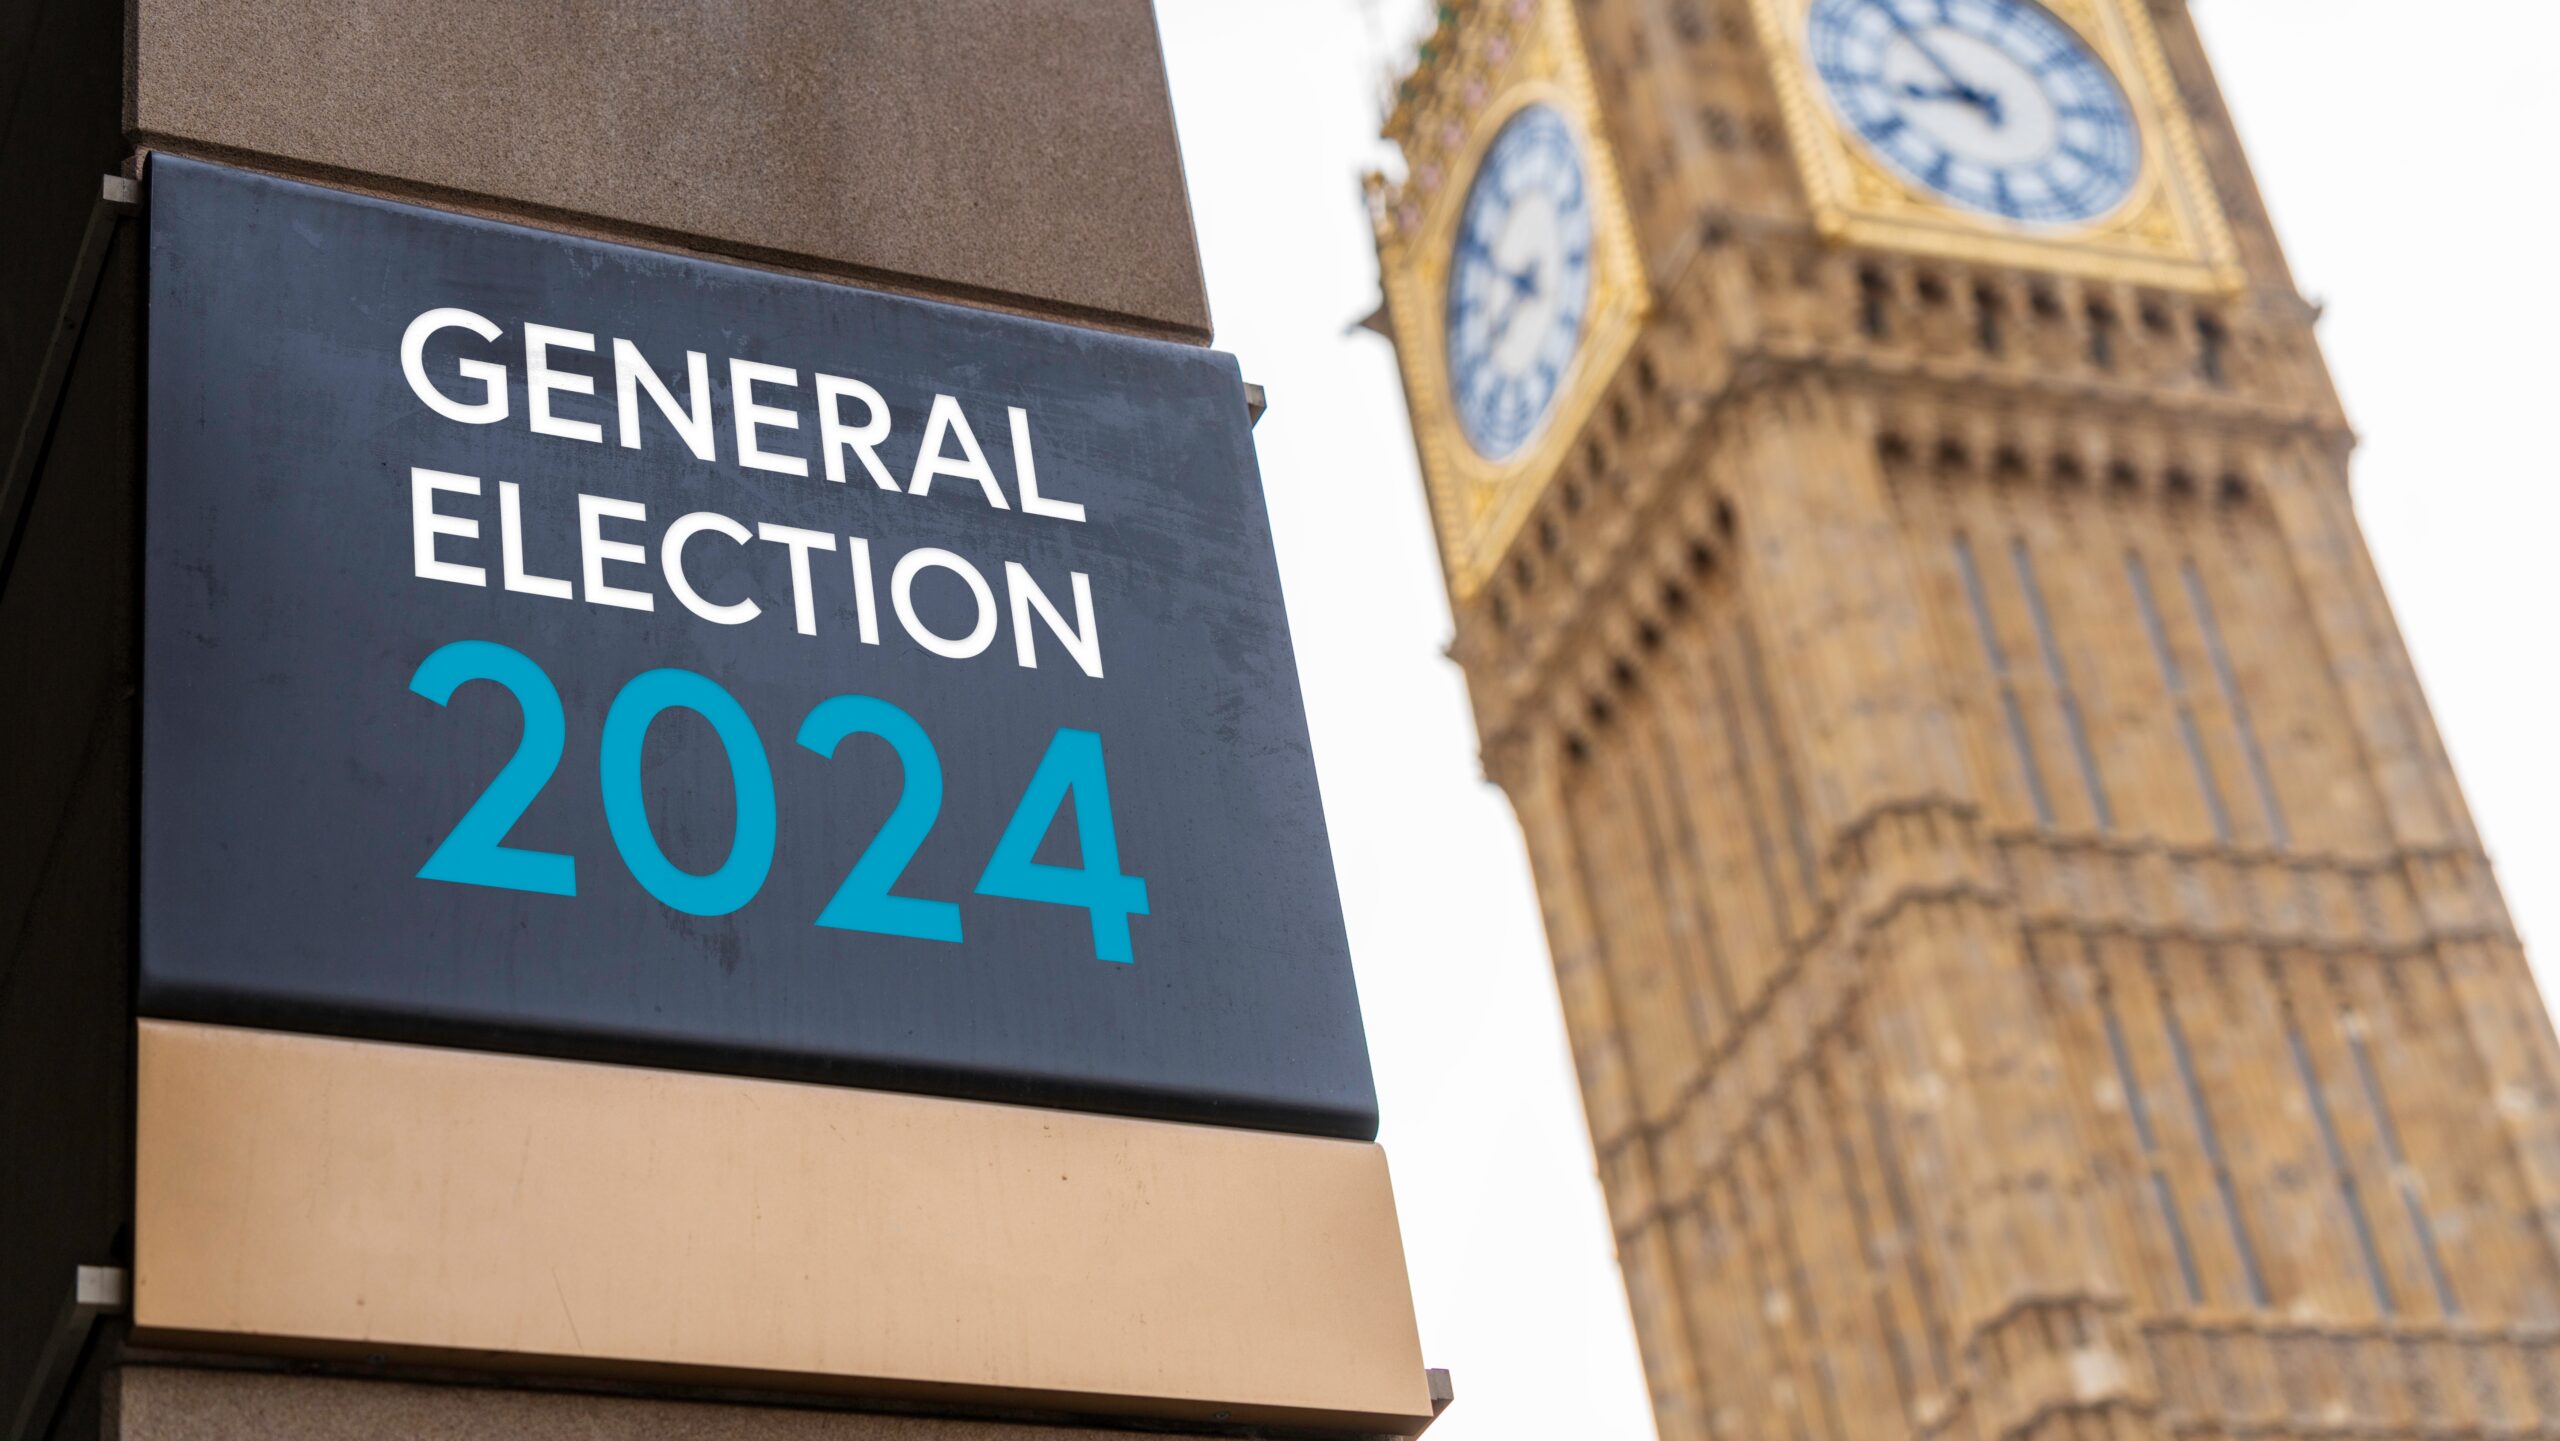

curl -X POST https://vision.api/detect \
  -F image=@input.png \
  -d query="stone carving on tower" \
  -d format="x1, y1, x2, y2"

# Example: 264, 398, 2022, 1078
1369, 2, 2560, 1438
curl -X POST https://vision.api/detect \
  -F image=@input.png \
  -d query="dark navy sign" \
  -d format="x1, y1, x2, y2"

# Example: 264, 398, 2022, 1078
141, 157, 1376, 1138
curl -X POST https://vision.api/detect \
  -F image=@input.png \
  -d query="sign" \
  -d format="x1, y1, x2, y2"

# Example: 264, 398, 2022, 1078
140, 157, 1376, 1139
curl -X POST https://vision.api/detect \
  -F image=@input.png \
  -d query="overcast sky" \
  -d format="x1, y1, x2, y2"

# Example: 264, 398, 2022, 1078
1152, 3, 2560, 1437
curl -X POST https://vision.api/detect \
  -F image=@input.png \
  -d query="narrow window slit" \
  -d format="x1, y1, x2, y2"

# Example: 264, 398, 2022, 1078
1622, 753, 1723, 1049
2196, 313, 2229, 386
2182, 560, 2287, 849
2086, 302, 2117, 370
2014, 538, 2114, 830
1863, 1082, 1954, 1388
1858, 266, 1892, 339
2344, 1005, 2461, 1317
1739, 615, 1823, 907
2090, 940, 2205, 1304
1709, 645, 1797, 941
1726, 1176, 1819, 1441
1955, 535, 2056, 827
2128, 551, 2234, 843
1650, 727, 1741, 1019
2279, 988, 2397, 1316
1823, 1070, 1920, 1418
1763, 1131, 1852, 1441
2152, 948, 2272, 1307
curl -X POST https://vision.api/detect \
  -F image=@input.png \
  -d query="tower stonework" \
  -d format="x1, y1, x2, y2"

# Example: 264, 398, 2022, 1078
1370, 2, 2560, 1439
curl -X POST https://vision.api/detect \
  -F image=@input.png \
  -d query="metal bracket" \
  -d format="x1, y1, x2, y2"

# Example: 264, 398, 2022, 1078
1426, 1367, 1454, 1415
1243, 381, 1267, 428
3, 1266, 129, 1441
0, 173, 142, 603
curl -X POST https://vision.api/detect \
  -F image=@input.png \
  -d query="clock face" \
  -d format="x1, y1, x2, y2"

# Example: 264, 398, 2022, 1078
1444, 104, 1594, 462
1807, 0, 2140, 226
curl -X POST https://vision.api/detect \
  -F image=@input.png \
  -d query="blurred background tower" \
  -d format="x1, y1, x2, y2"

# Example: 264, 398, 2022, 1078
1369, 0, 2560, 1437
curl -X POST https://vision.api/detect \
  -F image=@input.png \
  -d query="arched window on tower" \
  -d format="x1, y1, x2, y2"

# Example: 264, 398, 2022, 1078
2195, 313, 2230, 387
2086, 300, 2118, 371
1858, 265, 1892, 339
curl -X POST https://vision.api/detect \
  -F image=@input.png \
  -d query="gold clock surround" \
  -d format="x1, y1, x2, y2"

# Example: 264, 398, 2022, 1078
1749, 0, 2242, 292
1376, 0, 1651, 605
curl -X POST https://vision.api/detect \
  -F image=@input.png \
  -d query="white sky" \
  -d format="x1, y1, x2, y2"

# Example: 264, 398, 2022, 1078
1152, 3, 2560, 1438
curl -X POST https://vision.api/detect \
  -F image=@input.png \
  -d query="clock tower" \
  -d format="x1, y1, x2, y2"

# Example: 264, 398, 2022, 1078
1371, 2, 2560, 1439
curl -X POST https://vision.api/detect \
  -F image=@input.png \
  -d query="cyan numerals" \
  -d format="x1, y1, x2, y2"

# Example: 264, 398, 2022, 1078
797, 694, 961, 942
976, 728, 1148, 964
407, 639, 1150, 962
409, 640, 578, 896
599, 667, 779, 918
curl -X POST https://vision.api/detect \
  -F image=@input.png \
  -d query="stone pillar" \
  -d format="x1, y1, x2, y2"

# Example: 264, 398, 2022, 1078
1724, 380, 2160, 1438
122, 0, 1215, 340
102, 1368, 1282, 1441
0, 6, 1436, 1440
2260, 436, 2560, 1310
1495, 734, 1710, 1441
1723, 380, 1973, 856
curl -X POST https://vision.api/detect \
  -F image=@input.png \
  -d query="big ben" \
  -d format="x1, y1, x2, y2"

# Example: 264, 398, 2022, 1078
1370, 1, 2560, 1438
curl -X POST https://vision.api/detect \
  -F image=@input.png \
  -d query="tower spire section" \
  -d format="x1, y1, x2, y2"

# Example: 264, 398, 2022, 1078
1375, 1, 2560, 1437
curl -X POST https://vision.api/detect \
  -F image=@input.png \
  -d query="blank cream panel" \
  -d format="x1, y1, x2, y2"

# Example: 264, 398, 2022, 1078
133, 1021, 1432, 1433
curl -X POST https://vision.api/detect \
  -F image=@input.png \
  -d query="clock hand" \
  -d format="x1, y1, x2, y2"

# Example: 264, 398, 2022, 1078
1899, 79, 2005, 126
1881, 11, 1972, 91
1483, 288, 1529, 349
1479, 264, 1549, 355
1880, 9, 1999, 119
1473, 258, 1543, 343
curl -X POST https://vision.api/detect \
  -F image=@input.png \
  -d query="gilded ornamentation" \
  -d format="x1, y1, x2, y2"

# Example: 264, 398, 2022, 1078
1746, 0, 2243, 291
1372, 0, 1649, 603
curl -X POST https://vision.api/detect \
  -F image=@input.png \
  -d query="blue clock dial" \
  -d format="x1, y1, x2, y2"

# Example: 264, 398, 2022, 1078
1807, 0, 2139, 226
1444, 105, 1595, 461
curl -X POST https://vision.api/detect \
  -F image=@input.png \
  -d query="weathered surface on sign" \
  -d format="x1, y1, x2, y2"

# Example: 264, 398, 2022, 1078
141, 157, 1373, 1138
